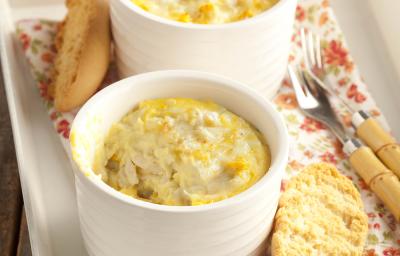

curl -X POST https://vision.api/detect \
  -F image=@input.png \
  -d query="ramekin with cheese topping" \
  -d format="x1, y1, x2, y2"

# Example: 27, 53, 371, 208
94, 98, 270, 206
131, 0, 279, 24
110, 0, 297, 98
70, 71, 288, 256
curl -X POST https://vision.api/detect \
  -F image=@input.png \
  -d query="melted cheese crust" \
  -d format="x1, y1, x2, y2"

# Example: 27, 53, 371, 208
94, 98, 270, 206
131, 0, 279, 24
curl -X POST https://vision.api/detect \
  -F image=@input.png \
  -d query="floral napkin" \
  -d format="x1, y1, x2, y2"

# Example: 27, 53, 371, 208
16, 0, 400, 254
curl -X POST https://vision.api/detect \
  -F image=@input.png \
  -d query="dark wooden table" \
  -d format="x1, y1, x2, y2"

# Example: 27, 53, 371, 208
0, 62, 32, 256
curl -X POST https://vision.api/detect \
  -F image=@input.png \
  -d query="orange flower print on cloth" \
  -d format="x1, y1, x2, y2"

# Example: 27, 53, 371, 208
41, 52, 54, 63
300, 117, 326, 132
38, 80, 53, 101
50, 111, 59, 121
332, 138, 346, 159
19, 33, 31, 51
370, 109, 382, 117
319, 151, 337, 164
347, 83, 367, 103
319, 11, 328, 26
274, 92, 298, 109
288, 160, 305, 171
324, 40, 354, 73
56, 119, 70, 139
359, 179, 369, 190
373, 223, 381, 230
340, 112, 353, 128
295, 5, 305, 22
321, 0, 329, 8
304, 150, 314, 159
365, 249, 378, 256
16, 0, 399, 253
338, 77, 350, 87
383, 247, 400, 256
33, 24, 42, 31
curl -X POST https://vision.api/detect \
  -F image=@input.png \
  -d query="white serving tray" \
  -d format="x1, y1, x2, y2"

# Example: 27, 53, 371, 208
0, 1, 87, 255
1, 0, 399, 255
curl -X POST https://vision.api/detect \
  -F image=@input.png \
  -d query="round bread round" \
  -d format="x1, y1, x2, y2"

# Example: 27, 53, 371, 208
53, 0, 110, 112
271, 163, 368, 256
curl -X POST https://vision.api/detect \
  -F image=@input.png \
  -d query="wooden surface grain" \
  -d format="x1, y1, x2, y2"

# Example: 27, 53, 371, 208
0, 62, 32, 256
16, 209, 31, 256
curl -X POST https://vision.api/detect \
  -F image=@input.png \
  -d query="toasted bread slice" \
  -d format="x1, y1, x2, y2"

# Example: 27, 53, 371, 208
52, 0, 110, 112
271, 163, 368, 256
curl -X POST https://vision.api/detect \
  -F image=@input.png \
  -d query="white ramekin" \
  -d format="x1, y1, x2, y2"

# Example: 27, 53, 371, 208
70, 70, 289, 256
110, 0, 297, 99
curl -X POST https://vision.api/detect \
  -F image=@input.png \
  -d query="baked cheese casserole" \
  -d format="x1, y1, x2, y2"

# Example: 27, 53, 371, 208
94, 98, 270, 206
131, 0, 279, 24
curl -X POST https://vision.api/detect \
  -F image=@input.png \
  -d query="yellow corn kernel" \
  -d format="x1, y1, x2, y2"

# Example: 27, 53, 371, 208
237, 9, 254, 20
220, 114, 230, 127
195, 3, 216, 24
199, 3, 214, 13
226, 157, 249, 174
178, 13, 192, 23
132, 0, 150, 11
190, 196, 212, 206
110, 153, 120, 162
193, 150, 209, 162
253, 0, 262, 9
120, 186, 138, 197
204, 114, 218, 127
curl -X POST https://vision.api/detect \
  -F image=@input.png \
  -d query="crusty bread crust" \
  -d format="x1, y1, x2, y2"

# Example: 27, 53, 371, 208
53, 0, 110, 112
271, 163, 368, 256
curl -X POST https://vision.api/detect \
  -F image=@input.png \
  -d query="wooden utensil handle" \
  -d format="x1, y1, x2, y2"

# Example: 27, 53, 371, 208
356, 117, 400, 178
376, 144, 400, 179
349, 146, 400, 222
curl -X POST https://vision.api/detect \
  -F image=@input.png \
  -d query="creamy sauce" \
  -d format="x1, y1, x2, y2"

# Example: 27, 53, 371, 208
131, 0, 279, 24
94, 98, 270, 206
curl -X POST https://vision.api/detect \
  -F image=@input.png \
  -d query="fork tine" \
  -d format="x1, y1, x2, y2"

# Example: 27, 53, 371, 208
302, 70, 325, 99
301, 71, 314, 95
300, 28, 311, 70
315, 34, 323, 69
287, 65, 308, 103
307, 31, 316, 67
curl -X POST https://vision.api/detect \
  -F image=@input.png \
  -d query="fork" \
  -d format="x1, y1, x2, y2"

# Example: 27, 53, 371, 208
288, 65, 400, 222
301, 28, 400, 179
300, 28, 353, 111
288, 66, 347, 142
